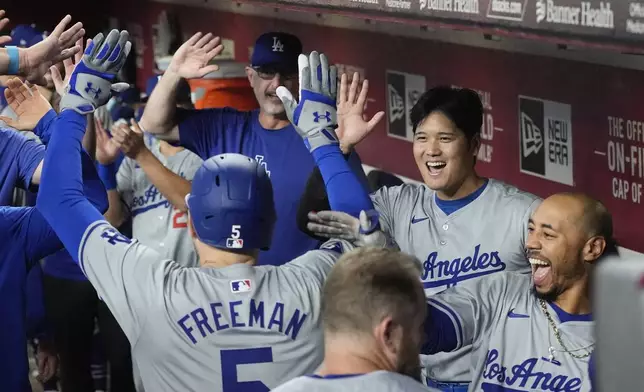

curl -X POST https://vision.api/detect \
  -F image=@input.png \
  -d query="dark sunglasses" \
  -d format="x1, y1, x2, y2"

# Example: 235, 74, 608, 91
252, 67, 298, 81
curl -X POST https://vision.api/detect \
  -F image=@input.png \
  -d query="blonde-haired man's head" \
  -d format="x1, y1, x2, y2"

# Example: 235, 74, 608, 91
321, 247, 426, 380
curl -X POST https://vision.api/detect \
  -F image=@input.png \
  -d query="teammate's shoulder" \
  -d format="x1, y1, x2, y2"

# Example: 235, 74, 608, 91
486, 179, 542, 206
372, 182, 427, 200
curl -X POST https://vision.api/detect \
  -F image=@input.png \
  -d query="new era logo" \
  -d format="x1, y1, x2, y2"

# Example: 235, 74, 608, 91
226, 238, 244, 249
231, 279, 252, 293
520, 112, 543, 157
387, 84, 404, 122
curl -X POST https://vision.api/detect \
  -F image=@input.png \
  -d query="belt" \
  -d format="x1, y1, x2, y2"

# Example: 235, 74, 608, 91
426, 378, 470, 392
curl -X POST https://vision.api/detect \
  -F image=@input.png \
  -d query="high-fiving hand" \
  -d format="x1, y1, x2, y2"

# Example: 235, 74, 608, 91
94, 117, 122, 165
0, 10, 11, 45
110, 119, 147, 160
335, 72, 384, 153
276, 51, 340, 152
0, 78, 52, 131
50, 37, 90, 96
307, 209, 390, 248
60, 29, 131, 114
19, 15, 85, 85
167, 32, 223, 78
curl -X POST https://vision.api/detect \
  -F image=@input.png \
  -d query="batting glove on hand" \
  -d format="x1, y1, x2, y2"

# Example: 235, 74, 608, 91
276, 51, 339, 152
307, 209, 391, 248
60, 30, 132, 115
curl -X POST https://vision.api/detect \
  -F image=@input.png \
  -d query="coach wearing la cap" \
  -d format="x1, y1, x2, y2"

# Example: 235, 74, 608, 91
139, 31, 367, 266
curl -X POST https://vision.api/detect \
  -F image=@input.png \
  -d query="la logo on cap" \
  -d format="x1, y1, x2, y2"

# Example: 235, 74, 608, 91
272, 36, 284, 52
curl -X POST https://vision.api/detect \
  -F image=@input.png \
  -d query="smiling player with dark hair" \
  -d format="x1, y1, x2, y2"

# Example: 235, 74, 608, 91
300, 84, 542, 391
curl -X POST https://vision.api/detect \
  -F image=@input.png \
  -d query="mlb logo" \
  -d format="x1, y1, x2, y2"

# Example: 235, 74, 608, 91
231, 279, 252, 293
226, 238, 244, 249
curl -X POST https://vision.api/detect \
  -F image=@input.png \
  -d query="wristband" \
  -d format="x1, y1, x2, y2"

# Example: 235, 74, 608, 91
6, 46, 19, 75
97, 161, 119, 190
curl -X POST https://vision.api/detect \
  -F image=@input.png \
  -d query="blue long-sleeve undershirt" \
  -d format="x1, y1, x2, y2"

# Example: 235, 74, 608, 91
421, 302, 459, 355
311, 144, 374, 217
36, 110, 108, 263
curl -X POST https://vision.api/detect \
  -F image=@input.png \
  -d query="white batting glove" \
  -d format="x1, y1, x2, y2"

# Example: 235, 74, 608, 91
275, 51, 339, 152
307, 209, 392, 248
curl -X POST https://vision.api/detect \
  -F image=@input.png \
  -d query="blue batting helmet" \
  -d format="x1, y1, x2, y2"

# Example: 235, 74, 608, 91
185, 153, 276, 251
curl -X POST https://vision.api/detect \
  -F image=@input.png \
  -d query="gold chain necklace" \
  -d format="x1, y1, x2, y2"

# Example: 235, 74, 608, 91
538, 299, 593, 360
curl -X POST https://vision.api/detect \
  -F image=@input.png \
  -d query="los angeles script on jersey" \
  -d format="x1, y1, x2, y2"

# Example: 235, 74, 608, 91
422, 244, 506, 289
130, 172, 187, 217
482, 349, 584, 392
177, 300, 308, 344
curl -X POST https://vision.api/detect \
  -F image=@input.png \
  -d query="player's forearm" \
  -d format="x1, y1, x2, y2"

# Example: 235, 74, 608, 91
311, 145, 373, 217
139, 71, 181, 135
136, 148, 191, 211
104, 190, 127, 228
36, 110, 107, 262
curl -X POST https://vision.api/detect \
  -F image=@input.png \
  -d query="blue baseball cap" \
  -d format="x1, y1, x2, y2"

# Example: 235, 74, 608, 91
8, 24, 45, 48
250, 32, 301, 74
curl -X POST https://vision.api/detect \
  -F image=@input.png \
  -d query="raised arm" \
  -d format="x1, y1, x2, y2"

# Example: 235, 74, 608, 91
139, 32, 222, 140
277, 51, 374, 217
0, 14, 84, 85
37, 31, 180, 341
36, 30, 132, 259
110, 119, 197, 211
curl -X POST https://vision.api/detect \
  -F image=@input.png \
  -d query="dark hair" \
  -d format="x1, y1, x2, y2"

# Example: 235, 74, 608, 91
410, 86, 483, 141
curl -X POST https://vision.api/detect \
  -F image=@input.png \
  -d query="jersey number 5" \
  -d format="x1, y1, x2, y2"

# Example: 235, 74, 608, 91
221, 347, 272, 391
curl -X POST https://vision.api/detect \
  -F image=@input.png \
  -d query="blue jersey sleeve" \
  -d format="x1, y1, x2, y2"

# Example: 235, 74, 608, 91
311, 145, 374, 217
0, 127, 45, 190
25, 262, 48, 340
36, 110, 109, 264
32, 109, 57, 145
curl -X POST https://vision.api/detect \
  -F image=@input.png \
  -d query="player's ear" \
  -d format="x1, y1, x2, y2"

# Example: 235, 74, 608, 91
583, 236, 606, 264
245, 66, 255, 86
377, 316, 402, 357
469, 134, 481, 158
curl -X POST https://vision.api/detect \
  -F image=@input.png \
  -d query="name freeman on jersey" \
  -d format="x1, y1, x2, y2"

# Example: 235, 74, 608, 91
482, 349, 583, 391
536, 0, 614, 29
422, 245, 506, 289
178, 300, 308, 344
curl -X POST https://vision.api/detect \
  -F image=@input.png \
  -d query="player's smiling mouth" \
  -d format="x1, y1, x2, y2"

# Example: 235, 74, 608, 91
426, 161, 447, 176
529, 257, 552, 287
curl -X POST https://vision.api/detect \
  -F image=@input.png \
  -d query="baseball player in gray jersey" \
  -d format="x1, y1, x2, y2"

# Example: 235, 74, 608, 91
38, 38, 387, 391
304, 86, 541, 390
273, 247, 439, 392
63, 151, 384, 392
96, 118, 203, 267
422, 192, 616, 392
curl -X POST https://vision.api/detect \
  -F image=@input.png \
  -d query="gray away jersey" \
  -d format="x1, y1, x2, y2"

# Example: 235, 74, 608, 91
371, 179, 541, 382
117, 142, 203, 267
78, 221, 353, 391
272, 371, 440, 392
430, 272, 594, 392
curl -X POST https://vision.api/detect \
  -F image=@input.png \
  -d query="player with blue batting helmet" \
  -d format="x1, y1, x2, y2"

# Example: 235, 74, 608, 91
185, 153, 276, 251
